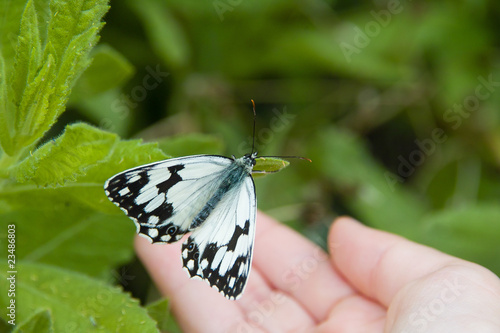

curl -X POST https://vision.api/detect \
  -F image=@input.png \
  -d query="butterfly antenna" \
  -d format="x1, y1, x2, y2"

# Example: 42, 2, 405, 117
251, 99, 257, 154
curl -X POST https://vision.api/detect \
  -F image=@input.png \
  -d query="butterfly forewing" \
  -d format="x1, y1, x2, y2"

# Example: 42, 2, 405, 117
104, 155, 234, 243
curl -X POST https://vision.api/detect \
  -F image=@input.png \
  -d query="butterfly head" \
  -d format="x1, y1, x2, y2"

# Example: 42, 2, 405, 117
234, 152, 257, 173
244, 152, 257, 165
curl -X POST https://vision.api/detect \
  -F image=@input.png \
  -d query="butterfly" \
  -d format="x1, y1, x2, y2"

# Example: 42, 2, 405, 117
103, 102, 295, 300
104, 153, 259, 299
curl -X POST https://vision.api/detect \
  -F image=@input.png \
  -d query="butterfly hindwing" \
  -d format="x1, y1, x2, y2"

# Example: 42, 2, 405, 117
104, 155, 234, 243
181, 175, 256, 299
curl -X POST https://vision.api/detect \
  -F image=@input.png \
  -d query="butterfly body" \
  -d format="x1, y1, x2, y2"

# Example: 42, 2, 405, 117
191, 153, 255, 229
104, 153, 257, 299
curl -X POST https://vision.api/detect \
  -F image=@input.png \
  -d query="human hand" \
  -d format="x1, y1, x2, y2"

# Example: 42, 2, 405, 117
135, 212, 500, 332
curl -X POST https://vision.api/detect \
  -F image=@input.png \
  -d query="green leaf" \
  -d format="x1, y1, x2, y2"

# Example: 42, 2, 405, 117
253, 157, 290, 179
12, 309, 53, 333
13, 123, 117, 187
146, 299, 182, 333
420, 204, 500, 276
39, 25, 102, 141
0, 0, 44, 155
0, 208, 135, 278
46, 0, 109, 62
0, 51, 15, 156
2, 123, 168, 214
0, 0, 27, 66
0, 263, 159, 332
15, 54, 56, 149
157, 133, 225, 157
10, 0, 42, 110
71, 44, 135, 100
2, 0, 110, 156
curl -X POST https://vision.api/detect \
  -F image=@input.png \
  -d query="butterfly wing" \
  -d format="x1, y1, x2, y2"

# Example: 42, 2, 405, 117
104, 155, 233, 243
181, 174, 256, 300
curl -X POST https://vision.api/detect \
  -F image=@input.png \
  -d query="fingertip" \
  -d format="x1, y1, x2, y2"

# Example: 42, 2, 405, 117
332, 216, 363, 229
328, 216, 363, 250
333, 215, 363, 226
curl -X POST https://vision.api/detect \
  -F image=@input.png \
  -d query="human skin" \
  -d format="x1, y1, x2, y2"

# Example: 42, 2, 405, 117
135, 212, 500, 332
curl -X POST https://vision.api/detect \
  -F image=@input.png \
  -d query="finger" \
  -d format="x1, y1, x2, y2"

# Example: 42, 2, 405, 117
328, 216, 469, 306
134, 235, 245, 332
253, 211, 354, 321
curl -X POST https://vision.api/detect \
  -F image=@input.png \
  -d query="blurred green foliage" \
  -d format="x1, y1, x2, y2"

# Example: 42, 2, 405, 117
1, 0, 500, 331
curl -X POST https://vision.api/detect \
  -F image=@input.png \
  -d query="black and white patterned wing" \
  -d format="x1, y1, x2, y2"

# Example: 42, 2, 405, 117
104, 155, 233, 243
181, 175, 256, 300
